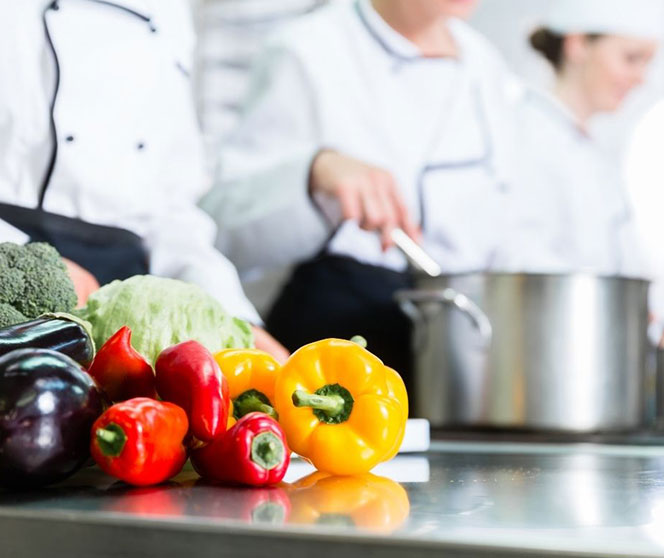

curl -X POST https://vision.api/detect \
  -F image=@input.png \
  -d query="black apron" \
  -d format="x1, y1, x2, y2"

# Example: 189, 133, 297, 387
266, 254, 414, 387
0, 203, 149, 286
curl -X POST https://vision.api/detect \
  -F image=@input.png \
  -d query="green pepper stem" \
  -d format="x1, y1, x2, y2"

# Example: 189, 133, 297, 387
350, 335, 367, 348
292, 390, 345, 416
251, 432, 284, 471
95, 423, 127, 457
96, 429, 117, 444
255, 403, 278, 419
233, 390, 279, 421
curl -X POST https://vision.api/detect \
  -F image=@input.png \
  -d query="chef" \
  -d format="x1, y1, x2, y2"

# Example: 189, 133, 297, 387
627, 100, 664, 341
504, 0, 660, 277
203, 0, 522, 379
0, 0, 287, 359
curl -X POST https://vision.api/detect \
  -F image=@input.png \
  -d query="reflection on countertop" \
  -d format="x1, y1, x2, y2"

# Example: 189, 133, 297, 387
3, 441, 664, 557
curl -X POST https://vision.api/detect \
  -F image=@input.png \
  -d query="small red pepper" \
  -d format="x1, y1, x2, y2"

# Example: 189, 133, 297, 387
191, 412, 290, 487
155, 340, 230, 443
91, 397, 188, 486
87, 327, 156, 402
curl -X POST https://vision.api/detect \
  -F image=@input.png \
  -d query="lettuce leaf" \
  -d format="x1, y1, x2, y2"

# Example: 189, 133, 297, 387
75, 275, 253, 364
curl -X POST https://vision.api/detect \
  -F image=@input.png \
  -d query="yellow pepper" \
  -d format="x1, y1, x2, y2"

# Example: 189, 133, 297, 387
274, 337, 408, 475
289, 472, 410, 533
214, 349, 281, 426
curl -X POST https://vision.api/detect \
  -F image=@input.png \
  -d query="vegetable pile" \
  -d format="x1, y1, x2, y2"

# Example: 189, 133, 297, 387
0, 272, 408, 492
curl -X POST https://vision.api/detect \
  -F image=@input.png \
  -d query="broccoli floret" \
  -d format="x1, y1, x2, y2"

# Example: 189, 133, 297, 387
24, 242, 67, 270
0, 303, 28, 329
0, 243, 25, 267
0, 268, 25, 305
0, 242, 77, 327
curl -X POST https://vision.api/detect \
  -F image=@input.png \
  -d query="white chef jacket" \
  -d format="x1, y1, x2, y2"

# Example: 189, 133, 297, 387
626, 100, 664, 332
502, 87, 645, 278
0, 0, 260, 323
203, 0, 522, 276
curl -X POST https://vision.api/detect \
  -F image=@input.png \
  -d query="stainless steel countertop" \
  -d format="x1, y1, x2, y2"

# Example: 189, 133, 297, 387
3, 440, 664, 558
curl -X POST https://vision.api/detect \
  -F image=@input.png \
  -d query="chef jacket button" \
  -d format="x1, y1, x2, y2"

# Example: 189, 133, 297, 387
137, 142, 146, 150
50, 1, 60, 11
65, 135, 74, 142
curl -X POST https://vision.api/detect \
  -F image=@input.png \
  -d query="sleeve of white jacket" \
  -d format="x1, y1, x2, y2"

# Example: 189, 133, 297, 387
145, 205, 262, 325
0, 220, 29, 244
142, 3, 261, 325
200, 43, 331, 274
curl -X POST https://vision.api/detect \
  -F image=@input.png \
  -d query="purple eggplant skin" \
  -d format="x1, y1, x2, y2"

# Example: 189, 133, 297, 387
0, 348, 104, 488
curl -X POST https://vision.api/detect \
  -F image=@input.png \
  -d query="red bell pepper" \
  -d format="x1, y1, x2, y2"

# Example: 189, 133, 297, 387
191, 412, 290, 487
87, 327, 156, 402
91, 397, 188, 486
155, 340, 230, 443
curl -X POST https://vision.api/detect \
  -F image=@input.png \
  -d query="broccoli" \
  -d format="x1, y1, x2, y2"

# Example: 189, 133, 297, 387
0, 242, 77, 328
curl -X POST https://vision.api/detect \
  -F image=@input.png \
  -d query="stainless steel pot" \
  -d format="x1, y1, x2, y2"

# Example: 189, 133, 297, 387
396, 273, 650, 432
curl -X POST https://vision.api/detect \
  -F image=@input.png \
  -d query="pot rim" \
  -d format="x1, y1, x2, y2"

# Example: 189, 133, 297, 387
411, 270, 651, 286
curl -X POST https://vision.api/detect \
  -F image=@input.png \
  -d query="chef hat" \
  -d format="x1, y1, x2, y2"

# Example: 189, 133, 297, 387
543, 0, 664, 40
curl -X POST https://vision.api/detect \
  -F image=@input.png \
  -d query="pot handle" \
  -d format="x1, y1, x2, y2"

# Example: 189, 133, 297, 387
395, 288, 493, 343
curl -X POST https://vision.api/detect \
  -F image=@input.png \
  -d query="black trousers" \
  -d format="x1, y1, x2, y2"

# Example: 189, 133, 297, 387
0, 203, 149, 285
267, 254, 414, 387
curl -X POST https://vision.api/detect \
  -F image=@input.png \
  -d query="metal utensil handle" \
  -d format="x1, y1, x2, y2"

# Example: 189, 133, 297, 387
391, 228, 442, 278
396, 288, 493, 342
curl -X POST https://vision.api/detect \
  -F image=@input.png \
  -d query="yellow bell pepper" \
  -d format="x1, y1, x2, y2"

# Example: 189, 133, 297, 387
214, 349, 281, 424
289, 472, 410, 533
274, 337, 408, 475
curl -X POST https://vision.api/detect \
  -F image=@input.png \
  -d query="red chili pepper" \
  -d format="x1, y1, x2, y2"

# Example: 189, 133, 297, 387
91, 398, 188, 486
87, 327, 156, 402
191, 412, 290, 487
155, 340, 230, 443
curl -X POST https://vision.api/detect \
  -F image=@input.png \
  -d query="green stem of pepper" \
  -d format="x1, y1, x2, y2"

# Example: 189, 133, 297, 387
292, 391, 345, 414
251, 432, 284, 470
292, 383, 355, 424
95, 423, 127, 457
233, 389, 279, 421
350, 335, 367, 348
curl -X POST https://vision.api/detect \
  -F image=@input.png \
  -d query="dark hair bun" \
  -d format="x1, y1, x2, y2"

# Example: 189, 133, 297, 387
529, 27, 564, 69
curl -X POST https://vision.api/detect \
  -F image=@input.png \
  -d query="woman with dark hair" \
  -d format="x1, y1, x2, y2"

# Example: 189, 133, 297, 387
506, 0, 660, 276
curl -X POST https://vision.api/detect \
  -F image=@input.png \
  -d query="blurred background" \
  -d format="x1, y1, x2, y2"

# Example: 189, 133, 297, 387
193, 0, 664, 165
191, 0, 664, 315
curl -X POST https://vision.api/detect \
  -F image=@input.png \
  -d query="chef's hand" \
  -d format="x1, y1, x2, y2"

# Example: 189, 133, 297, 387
63, 258, 100, 307
251, 326, 290, 364
309, 150, 420, 250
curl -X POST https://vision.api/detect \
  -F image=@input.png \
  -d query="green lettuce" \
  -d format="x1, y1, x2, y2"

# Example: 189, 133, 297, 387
75, 275, 253, 364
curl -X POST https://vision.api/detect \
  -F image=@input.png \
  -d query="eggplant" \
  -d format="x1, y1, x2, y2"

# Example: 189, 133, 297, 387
0, 349, 104, 488
0, 314, 95, 367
